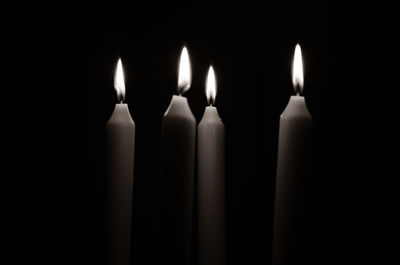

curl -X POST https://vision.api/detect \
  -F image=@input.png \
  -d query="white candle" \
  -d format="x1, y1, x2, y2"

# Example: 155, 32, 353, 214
159, 47, 196, 265
272, 44, 312, 265
198, 66, 226, 265
105, 58, 135, 265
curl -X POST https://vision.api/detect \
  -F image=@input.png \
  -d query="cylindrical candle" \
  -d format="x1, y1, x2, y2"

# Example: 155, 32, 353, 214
159, 47, 196, 265
198, 66, 226, 265
272, 44, 312, 265
105, 58, 135, 265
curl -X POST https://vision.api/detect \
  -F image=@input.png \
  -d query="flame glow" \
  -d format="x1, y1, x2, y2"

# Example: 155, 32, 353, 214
177, 47, 192, 94
206, 66, 216, 105
292, 44, 304, 94
114, 58, 125, 102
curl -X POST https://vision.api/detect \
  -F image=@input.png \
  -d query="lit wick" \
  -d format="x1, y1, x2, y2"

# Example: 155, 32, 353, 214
114, 57, 126, 103
206, 66, 216, 106
178, 46, 192, 96
292, 43, 304, 96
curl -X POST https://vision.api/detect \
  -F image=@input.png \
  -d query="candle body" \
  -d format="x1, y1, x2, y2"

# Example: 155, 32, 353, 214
198, 106, 226, 265
105, 104, 135, 265
159, 95, 196, 265
272, 96, 312, 265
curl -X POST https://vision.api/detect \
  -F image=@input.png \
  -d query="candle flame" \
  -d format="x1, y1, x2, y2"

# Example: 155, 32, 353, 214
206, 66, 217, 105
177, 46, 192, 94
292, 43, 304, 94
114, 58, 125, 102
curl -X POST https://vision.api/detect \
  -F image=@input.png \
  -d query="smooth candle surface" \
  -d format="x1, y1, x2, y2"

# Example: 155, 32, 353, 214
105, 103, 135, 265
198, 106, 226, 265
272, 95, 312, 265
159, 95, 196, 265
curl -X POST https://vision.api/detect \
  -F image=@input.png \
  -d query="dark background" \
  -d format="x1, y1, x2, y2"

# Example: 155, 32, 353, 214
8, 0, 398, 264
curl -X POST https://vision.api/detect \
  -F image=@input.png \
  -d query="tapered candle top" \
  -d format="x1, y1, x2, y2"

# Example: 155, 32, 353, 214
206, 66, 217, 106
177, 46, 192, 95
292, 44, 304, 95
114, 58, 126, 102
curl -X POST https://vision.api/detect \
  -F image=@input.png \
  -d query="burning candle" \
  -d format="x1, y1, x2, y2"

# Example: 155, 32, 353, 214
159, 47, 196, 265
272, 44, 312, 265
198, 66, 226, 265
105, 58, 135, 265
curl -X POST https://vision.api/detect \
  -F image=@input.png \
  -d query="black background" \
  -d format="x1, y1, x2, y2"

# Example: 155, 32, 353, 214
8, 0, 398, 264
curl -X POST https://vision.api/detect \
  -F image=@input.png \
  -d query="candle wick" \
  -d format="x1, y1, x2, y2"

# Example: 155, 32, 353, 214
294, 85, 301, 96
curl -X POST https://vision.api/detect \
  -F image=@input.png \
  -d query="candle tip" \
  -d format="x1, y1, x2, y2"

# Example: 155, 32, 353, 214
177, 46, 192, 94
206, 65, 217, 105
292, 43, 304, 94
114, 58, 126, 102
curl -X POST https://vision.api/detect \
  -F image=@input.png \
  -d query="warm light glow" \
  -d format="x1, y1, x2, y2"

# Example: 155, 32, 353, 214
206, 66, 216, 105
114, 58, 125, 102
177, 46, 192, 94
292, 43, 304, 94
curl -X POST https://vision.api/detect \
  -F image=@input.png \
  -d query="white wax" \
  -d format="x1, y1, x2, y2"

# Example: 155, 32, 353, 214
105, 103, 135, 265
272, 95, 312, 265
197, 106, 226, 265
159, 95, 196, 265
